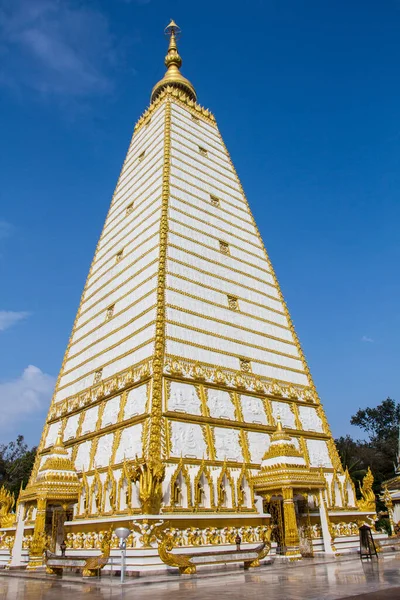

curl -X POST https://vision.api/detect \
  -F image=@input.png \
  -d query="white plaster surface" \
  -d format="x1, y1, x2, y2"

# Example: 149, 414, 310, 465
81, 406, 99, 435
271, 401, 296, 429
101, 396, 121, 428
169, 421, 207, 459
307, 439, 333, 468
167, 381, 202, 415
124, 384, 148, 419
45, 422, 60, 448
74, 440, 92, 471
63, 414, 80, 440
240, 395, 268, 425
206, 388, 235, 420
115, 423, 143, 462
213, 427, 243, 462
94, 433, 114, 467
247, 431, 270, 464
298, 406, 324, 433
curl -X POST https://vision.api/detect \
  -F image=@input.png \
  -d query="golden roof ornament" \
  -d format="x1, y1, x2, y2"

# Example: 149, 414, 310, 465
151, 20, 197, 103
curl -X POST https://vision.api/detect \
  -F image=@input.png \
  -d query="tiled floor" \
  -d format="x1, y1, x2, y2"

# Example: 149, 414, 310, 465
1, 555, 400, 599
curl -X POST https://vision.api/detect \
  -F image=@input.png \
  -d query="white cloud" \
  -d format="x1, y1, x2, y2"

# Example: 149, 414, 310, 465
0, 310, 29, 332
361, 335, 374, 343
0, 0, 121, 98
0, 366, 55, 435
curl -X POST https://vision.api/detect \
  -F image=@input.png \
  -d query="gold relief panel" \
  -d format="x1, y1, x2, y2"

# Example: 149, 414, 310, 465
164, 379, 202, 416
203, 387, 236, 421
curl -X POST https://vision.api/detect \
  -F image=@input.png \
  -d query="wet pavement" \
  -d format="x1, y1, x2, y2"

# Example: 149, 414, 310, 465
1, 554, 400, 599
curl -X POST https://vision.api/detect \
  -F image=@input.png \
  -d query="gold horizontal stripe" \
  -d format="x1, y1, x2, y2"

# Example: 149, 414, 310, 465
169, 200, 262, 253
172, 161, 245, 208
170, 184, 255, 238
99, 180, 163, 245
95, 201, 161, 265
167, 258, 280, 304
171, 116, 226, 160
75, 273, 158, 333
87, 228, 159, 293
72, 287, 158, 346
84, 243, 159, 305
59, 327, 156, 386
170, 135, 248, 214
165, 355, 309, 390
78, 259, 158, 320
125, 114, 165, 160
166, 338, 306, 375
169, 217, 266, 265
47, 413, 149, 450
112, 121, 165, 196
166, 295, 291, 336
93, 213, 160, 279
172, 144, 240, 191
166, 320, 300, 362
164, 411, 329, 440
168, 243, 276, 291
169, 228, 272, 277
57, 339, 155, 394
67, 304, 157, 362
171, 103, 220, 137
166, 273, 285, 316
110, 152, 164, 212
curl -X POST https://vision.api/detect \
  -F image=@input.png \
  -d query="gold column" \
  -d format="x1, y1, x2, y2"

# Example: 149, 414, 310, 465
148, 99, 171, 462
27, 496, 48, 570
282, 487, 301, 560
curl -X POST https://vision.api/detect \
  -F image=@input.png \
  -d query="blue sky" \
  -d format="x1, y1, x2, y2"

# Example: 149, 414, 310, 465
0, 0, 399, 446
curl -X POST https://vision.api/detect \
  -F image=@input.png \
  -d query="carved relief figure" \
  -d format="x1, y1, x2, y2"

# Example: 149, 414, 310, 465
169, 383, 201, 415
214, 429, 242, 462
241, 396, 267, 424
207, 390, 235, 420
170, 422, 206, 459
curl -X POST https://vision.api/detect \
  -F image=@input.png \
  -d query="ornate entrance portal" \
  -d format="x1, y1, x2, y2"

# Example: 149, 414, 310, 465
252, 420, 326, 560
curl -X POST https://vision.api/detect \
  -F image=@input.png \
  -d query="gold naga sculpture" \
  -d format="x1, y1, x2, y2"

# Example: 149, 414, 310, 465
357, 467, 376, 512
129, 456, 165, 514
0, 486, 16, 528
158, 527, 274, 575
45, 529, 113, 577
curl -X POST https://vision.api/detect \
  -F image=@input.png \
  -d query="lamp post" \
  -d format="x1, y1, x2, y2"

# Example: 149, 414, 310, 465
114, 527, 131, 583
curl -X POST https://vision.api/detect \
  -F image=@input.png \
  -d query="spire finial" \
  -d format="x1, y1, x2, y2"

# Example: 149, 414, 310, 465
151, 20, 196, 103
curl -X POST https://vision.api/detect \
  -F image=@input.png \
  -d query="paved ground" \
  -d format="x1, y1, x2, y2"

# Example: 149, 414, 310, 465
1, 554, 400, 599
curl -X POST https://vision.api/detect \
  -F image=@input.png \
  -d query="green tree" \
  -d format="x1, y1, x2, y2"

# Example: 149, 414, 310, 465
335, 397, 399, 501
0, 435, 36, 499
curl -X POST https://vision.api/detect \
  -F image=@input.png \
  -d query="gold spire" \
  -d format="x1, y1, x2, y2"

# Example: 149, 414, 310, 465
151, 20, 197, 103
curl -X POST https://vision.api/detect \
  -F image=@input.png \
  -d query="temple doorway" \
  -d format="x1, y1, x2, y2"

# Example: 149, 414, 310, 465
47, 505, 73, 553
267, 498, 285, 555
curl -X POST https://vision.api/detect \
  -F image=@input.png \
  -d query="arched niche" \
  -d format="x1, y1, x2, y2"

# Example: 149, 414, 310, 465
170, 459, 192, 509
194, 462, 214, 510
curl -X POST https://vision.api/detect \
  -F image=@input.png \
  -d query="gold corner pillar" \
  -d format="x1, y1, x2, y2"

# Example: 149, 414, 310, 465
26, 496, 48, 570
281, 487, 301, 559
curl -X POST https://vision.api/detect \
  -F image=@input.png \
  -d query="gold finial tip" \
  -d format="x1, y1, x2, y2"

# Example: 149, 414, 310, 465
165, 19, 181, 36
276, 417, 283, 432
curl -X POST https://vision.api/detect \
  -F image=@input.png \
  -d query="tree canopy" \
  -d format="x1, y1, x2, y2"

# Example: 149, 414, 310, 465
335, 397, 399, 498
0, 435, 36, 499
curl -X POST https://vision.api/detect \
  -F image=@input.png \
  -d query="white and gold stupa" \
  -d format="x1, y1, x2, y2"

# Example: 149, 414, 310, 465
2, 22, 379, 571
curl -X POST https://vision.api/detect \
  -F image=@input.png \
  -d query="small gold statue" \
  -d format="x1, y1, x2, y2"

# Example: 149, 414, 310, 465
218, 481, 226, 507
195, 481, 205, 507
172, 481, 182, 506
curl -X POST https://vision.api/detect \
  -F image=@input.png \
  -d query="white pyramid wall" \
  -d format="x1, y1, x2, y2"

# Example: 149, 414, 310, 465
166, 102, 310, 387
54, 103, 166, 405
